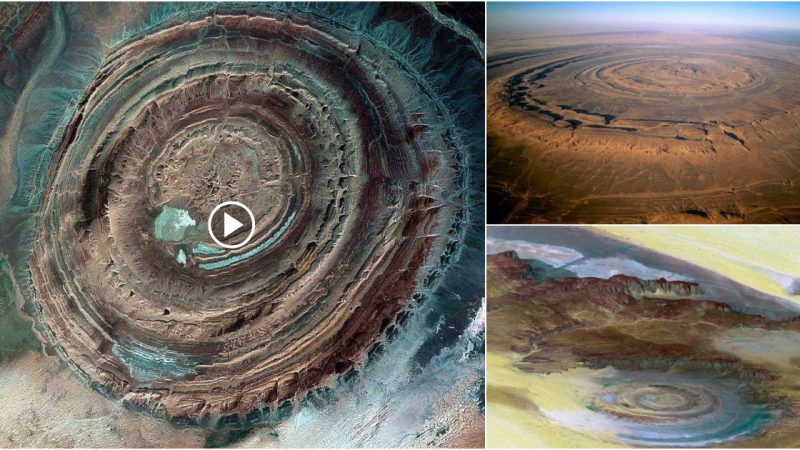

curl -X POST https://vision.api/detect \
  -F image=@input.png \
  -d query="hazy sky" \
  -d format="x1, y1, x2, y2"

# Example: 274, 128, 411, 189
488, 2, 800, 31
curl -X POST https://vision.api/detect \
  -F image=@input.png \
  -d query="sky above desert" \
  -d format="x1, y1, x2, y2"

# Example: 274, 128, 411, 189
488, 2, 800, 33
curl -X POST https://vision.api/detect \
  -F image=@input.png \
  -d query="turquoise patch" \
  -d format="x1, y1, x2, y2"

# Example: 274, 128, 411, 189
154, 206, 196, 242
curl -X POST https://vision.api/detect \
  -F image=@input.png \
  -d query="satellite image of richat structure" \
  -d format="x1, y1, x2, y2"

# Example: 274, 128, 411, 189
0, 3, 485, 447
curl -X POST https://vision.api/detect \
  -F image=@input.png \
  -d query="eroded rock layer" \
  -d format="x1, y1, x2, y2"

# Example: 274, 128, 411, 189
487, 31, 800, 223
29, 7, 481, 425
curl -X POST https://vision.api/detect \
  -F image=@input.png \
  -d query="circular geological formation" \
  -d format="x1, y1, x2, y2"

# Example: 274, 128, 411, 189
505, 50, 776, 126
582, 374, 774, 446
593, 383, 721, 423
30, 10, 478, 425
590, 57, 763, 97
488, 36, 800, 223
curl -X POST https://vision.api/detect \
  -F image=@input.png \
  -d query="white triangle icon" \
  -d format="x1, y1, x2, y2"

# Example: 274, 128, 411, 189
223, 212, 244, 238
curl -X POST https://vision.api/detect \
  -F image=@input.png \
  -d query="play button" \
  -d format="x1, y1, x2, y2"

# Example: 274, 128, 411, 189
223, 213, 243, 238
208, 201, 255, 249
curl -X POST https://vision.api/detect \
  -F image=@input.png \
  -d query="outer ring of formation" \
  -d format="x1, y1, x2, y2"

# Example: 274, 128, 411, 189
28, 6, 481, 425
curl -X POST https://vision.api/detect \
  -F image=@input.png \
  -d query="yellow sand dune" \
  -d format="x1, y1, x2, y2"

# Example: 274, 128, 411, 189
486, 353, 625, 448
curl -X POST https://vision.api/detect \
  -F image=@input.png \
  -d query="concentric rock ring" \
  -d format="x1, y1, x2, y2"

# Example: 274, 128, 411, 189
586, 371, 773, 447
590, 57, 763, 97
593, 383, 720, 423
30, 10, 474, 423
532, 370, 775, 447
504, 48, 792, 127
579, 373, 774, 447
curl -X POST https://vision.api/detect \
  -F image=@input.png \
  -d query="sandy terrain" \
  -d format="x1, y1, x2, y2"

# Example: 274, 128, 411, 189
488, 29, 800, 223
